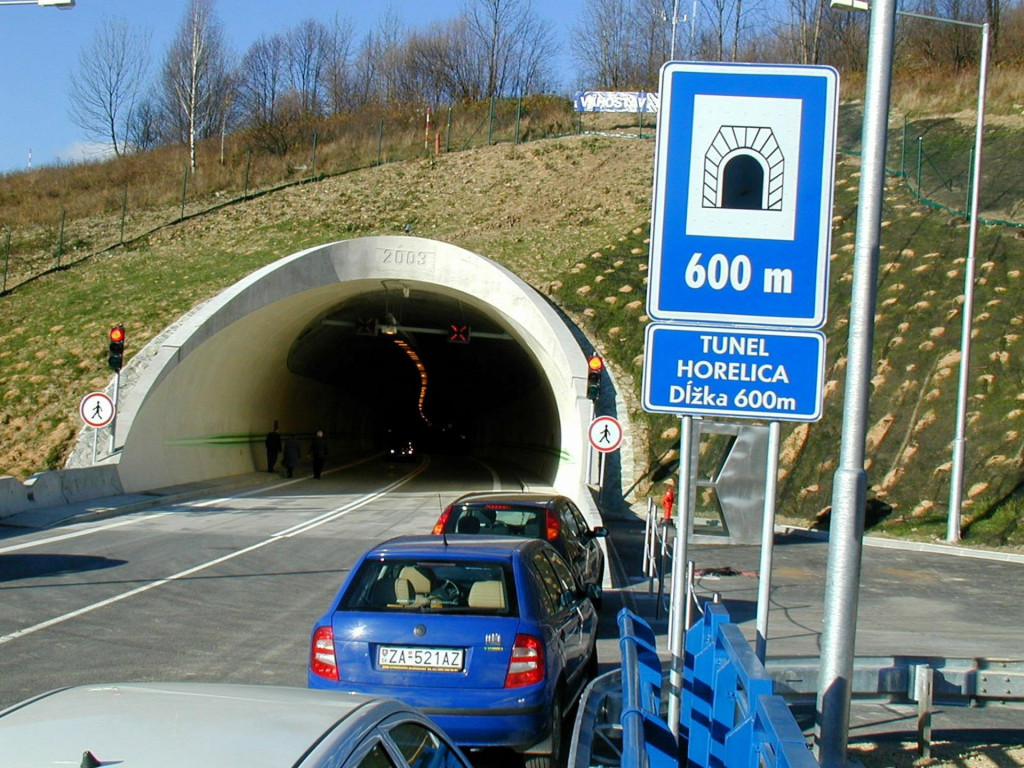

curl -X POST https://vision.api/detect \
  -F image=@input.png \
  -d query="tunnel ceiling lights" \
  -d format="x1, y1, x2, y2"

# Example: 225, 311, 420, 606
324, 317, 513, 341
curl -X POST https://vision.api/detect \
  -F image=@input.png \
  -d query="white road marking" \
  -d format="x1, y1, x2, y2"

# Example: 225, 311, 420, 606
0, 460, 429, 646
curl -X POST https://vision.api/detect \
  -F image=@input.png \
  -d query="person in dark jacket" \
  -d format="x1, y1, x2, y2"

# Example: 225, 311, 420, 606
282, 434, 300, 478
311, 430, 329, 479
264, 425, 282, 473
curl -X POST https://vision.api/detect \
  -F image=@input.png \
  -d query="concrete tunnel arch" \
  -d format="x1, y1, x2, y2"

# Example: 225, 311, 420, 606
72, 236, 599, 500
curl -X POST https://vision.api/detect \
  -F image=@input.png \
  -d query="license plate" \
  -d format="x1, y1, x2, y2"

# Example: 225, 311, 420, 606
378, 645, 464, 672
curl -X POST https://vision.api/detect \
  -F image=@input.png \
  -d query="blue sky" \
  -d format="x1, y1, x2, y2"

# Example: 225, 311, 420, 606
0, 0, 585, 173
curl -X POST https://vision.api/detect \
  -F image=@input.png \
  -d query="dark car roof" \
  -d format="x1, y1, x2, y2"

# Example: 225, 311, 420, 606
370, 534, 545, 560
449, 491, 569, 508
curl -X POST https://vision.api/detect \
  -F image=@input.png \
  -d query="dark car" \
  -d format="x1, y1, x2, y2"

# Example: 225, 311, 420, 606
431, 492, 608, 604
308, 535, 600, 768
0, 682, 473, 768
386, 438, 417, 462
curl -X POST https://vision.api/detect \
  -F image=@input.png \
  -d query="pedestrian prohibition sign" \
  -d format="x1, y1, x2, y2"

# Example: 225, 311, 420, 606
589, 416, 623, 453
80, 391, 115, 429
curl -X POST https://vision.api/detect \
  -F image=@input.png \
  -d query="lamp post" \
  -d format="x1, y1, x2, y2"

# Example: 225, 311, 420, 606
937, 16, 989, 543
820, 1, 988, 763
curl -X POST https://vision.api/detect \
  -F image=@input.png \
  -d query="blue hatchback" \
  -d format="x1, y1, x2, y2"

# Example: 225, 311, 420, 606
308, 535, 600, 767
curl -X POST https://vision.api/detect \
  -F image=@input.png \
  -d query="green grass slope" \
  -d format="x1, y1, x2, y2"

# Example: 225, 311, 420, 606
3, 131, 1024, 549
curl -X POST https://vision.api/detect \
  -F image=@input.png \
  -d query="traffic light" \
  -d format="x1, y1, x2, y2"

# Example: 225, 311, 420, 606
587, 354, 603, 400
108, 324, 125, 373
447, 323, 470, 343
355, 317, 377, 336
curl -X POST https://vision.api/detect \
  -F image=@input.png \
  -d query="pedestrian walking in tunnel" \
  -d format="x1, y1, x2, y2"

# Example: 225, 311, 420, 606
265, 424, 282, 473
311, 430, 329, 479
283, 434, 300, 478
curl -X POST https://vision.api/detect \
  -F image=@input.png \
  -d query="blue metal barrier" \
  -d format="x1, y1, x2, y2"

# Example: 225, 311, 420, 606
618, 609, 678, 768
616, 603, 818, 768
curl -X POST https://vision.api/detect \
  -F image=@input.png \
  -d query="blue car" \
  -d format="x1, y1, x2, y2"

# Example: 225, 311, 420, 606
308, 535, 600, 768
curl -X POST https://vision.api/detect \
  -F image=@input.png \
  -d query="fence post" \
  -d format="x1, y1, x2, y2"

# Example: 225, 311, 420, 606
2, 224, 10, 293
914, 664, 934, 758
515, 97, 522, 144
56, 206, 66, 268
311, 131, 318, 177
244, 148, 251, 197
900, 114, 907, 178
120, 186, 128, 245
180, 163, 188, 220
916, 137, 923, 200
446, 106, 452, 153
487, 95, 496, 145
377, 118, 384, 165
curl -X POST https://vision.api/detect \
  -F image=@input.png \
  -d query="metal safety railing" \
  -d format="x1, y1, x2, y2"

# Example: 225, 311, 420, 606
572, 604, 817, 768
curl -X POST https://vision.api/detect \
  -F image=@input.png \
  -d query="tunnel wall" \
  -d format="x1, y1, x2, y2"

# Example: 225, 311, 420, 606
67, 237, 595, 499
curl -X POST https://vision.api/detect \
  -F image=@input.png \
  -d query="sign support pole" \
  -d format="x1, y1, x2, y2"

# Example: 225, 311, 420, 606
754, 421, 780, 662
814, 0, 896, 762
667, 414, 693, 738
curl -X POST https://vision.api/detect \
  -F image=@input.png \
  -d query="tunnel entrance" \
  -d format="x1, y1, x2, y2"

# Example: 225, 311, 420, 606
69, 237, 595, 501
286, 285, 555, 460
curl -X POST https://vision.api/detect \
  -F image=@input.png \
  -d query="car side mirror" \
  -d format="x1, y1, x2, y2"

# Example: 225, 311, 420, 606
589, 526, 608, 538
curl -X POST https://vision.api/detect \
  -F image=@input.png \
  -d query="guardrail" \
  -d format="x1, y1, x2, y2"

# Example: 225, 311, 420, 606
611, 603, 817, 768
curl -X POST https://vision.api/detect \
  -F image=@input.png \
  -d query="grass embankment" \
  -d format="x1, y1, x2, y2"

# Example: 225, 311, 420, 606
3, 75, 1024, 548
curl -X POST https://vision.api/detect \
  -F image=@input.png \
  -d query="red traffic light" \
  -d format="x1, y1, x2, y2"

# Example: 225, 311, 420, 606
587, 355, 603, 372
109, 325, 126, 344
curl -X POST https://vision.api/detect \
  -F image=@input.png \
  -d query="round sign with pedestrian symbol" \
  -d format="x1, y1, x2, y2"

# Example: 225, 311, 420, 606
80, 392, 115, 429
588, 415, 623, 453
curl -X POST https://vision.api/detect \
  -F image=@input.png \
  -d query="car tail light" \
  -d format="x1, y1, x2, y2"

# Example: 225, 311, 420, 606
545, 509, 560, 541
310, 626, 339, 681
432, 505, 454, 535
505, 633, 544, 688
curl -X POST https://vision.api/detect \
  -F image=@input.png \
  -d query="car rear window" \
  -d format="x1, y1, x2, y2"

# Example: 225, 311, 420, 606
339, 558, 518, 616
452, 503, 544, 538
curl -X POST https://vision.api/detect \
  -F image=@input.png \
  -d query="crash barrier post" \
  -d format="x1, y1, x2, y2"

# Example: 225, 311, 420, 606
617, 608, 678, 768
681, 601, 818, 768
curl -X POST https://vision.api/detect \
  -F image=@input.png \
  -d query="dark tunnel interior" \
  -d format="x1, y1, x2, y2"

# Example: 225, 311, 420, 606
284, 287, 556, 457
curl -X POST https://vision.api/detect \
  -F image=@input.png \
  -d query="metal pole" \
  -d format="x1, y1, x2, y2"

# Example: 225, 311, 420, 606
56, 206, 65, 268
180, 164, 188, 220
244, 148, 251, 196
667, 414, 693, 738
814, 0, 897, 762
108, 372, 120, 455
670, 0, 679, 59
948, 21, 990, 542
755, 421, 781, 663
2, 224, 10, 294
119, 186, 128, 245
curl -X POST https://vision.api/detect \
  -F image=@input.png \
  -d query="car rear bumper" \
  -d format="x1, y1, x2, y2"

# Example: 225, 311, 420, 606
308, 674, 548, 749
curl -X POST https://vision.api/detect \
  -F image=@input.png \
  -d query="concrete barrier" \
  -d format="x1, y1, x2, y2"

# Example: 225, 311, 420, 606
0, 465, 123, 520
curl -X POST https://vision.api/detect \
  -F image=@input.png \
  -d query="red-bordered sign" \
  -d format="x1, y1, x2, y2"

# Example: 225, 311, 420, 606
588, 415, 623, 453
80, 391, 115, 428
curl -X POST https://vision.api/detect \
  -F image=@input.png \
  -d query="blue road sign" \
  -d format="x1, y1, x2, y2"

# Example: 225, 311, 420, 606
647, 62, 838, 328
642, 323, 826, 421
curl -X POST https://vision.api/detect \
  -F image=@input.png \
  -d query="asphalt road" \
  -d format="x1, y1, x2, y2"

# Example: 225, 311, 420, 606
2, 458, 1022, 747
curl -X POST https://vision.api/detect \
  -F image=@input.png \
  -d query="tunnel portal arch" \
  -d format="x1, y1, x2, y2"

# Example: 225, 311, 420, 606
69, 237, 597, 500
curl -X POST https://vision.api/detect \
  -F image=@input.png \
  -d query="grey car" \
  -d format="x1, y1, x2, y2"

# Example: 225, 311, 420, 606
0, 682, 473, 768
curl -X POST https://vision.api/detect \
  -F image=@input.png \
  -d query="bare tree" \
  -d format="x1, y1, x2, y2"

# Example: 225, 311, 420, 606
159, 0, 232, 171
286, 18, 333, 115
324, 14, 356, 114
572, 0, 674, 90
67, 17, 151, 157
462, 0, 555, 98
